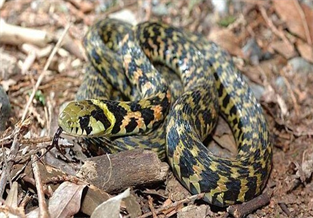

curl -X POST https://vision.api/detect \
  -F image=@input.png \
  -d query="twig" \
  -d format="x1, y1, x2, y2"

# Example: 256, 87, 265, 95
31, 155, 50, 218
0, 136, 52, 146
21, 23, 71, 123
135, 193, 205, 218
147, 195, 158, 218
19, 193, 32, 214
293, 0, 312, 45
278, 202, 291, 217
259, 6, 294, 51
227, 192, 271, 218
21, 174, 52, 198
0, 18, 51, 47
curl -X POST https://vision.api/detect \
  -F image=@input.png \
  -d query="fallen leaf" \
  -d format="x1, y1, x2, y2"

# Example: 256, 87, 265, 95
80, 186, 111, 216
123, 194, 142, 218
49, 182, 86, 218
296, 39, 313, 63
273, 0, 313, 43
208, 27, 242, 57
0, 182, 19, 218
270, 40, 297, 59
91, 188, 130, 218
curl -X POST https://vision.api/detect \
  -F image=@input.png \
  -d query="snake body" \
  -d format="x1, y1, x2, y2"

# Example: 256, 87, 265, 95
58, 19, 272, 207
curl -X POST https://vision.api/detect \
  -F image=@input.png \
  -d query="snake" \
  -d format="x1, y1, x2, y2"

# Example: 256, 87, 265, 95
56, 19, 272, 207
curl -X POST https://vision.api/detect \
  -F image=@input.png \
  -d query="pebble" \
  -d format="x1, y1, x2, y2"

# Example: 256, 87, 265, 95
288, 57, 313, 74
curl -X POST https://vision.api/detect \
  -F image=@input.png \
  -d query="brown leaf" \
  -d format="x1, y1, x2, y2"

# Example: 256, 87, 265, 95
296, 39, 313, 63
273, 0, 313, 44
208, 27, 243, 57
48, 182, 86, 218
90, 188, 130, 218
80, 186, 111, 216
270, 40, 297, 59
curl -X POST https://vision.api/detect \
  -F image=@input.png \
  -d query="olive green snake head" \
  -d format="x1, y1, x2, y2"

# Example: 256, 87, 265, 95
58, 100, 116, 137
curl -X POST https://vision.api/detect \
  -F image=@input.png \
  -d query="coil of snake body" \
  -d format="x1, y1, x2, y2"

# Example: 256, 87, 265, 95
57, 19, 272, 207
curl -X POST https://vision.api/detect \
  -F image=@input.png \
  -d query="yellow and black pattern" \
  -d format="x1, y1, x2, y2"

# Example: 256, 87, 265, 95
57, 19, 272, 207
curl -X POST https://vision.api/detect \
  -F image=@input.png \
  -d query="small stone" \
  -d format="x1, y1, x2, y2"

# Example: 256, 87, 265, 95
242, 38, 263, 65
288, 57, 313, 74
177, 205, 210, 218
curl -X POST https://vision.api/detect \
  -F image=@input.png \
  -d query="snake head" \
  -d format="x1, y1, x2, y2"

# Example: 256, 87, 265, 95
58, 100, 115, 137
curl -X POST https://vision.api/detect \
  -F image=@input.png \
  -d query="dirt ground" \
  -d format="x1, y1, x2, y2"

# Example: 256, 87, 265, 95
1, 0, 313, 217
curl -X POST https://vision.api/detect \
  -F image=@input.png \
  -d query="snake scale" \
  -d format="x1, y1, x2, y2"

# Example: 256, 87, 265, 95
56, 19, 272, 207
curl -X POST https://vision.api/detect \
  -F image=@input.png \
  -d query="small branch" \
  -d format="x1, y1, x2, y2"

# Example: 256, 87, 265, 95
147, 195, 158, 218
135, 193, 205, 218
0, 18, 51, 47
227, 192, 271, 218
259, 6, 294, 51
31, 155, 50, 218
21, 174, 52, 198
278, 202, 291, 217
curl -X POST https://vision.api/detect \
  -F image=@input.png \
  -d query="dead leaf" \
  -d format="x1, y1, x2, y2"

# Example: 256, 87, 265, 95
208, 27, 243, 57
123, 194, 142, 218
262, 84, 289, 117
80, 186, 111, 216
300, 147, 313, 182
90, 188, 130, 218
273, 0, 313, 44
296, 39, 313, 63
48, 182, 85, 218
0, 182, 19, 218
270, 40, 297, 59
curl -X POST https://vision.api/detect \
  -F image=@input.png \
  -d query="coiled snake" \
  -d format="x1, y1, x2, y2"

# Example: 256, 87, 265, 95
56, 19, 272, 207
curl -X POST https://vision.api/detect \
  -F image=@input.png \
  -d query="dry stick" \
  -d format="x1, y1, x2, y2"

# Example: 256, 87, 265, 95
227, 192, 271, 218
136, 193, 205, 218
31, 155, 50, 218
278, 202, 291, 217
259, 6, 294, 51
0, 24, 71, 198
147, 195, 158, 218
293, 0, 312, 45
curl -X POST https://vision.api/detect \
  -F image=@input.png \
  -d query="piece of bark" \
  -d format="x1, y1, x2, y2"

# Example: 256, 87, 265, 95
77, 149, 169, 193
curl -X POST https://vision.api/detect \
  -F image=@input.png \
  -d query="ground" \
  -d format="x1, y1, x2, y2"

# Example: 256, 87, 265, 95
0, 0, 313, 217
